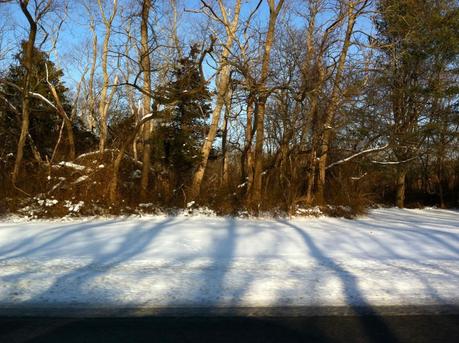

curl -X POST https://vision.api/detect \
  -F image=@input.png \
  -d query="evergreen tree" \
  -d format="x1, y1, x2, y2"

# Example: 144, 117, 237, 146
373, 0, 459, 207
0, 42, 72, 159
155, 46, 211, 191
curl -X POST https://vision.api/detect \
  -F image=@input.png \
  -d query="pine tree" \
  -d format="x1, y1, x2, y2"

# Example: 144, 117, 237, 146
374, 0, 459, 207
155, 46, 211, 193
0, 42, 72, 159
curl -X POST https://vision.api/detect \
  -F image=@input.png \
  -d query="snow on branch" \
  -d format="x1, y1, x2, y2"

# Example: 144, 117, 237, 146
371, 156, 418, 165
350, 172, 367, 180
0, 79, 57, 110
30, 91, 57, 110
326, 144, 389, 170
58, 161, 85, 171
137, 112, 155, 127
76, 149, 118, 160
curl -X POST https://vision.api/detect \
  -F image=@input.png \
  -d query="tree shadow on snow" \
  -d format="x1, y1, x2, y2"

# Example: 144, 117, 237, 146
2, 211, 458, 342
2, 217, 180, 309
276, 219, 399, 343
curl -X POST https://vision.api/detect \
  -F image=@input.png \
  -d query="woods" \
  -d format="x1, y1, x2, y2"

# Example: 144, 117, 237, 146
0, 0, 458, 217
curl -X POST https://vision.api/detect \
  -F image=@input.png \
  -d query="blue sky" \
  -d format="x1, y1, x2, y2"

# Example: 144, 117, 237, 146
1, 0, 376, 89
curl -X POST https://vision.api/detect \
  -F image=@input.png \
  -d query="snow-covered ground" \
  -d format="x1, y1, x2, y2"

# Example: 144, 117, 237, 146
0, 208, 458, 315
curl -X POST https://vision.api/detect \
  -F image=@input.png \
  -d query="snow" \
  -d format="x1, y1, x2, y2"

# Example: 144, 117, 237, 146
326, 144, 389, 170
0, 208, 458, 313
295, 206, 323, 216
72, 175, 88, 184
57, 161, 85, 171
63, 201, 85, 213
36, 199, 59, 207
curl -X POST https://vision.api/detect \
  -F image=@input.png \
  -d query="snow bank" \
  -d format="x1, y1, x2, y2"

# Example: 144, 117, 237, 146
0, 208, 458, 314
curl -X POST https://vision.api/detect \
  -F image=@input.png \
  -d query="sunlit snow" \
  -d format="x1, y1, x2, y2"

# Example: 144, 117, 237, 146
0, 208, 458, 313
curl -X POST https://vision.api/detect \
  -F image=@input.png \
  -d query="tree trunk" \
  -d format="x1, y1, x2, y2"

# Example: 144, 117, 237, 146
304, 92, 321, 205
140, 0, 153, 200
315, 1, 358, 204
241, 97, 255, 195
97, 0, 118, 156
221, 113, 229, 187
303, 5, 319, 206
46, 67, 76, 160
250, 0, 284, 209
98, 37, 110, 155
396, 168, 407, 208
87, 12, 98, 132
190, 65, 231, 198
190, 0, 242, 199
109, 114, 154, 202
251, 100, 266, 207
305, 150, 317, 205
12, 2, 38, 184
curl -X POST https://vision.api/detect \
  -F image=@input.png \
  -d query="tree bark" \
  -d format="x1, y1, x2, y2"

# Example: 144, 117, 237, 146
109, 114, 154, 202
190, 0, 242, 199
250, 0, 284, 209
97, 0, 118, 156
0, 92, 41, 163
396, 167, 407, 208
46, 64, 76, 160
139, 0, 153, 200
87, 10, 98, 132
241, 96, 255, 194
12, 0, 39, 184
221, 88, 232, 187
302, 2, 322, 205
316, 0, 360, 205
221, 112, 229, 187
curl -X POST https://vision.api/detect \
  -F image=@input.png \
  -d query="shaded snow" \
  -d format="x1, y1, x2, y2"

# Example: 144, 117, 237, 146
0, 208, 458, 311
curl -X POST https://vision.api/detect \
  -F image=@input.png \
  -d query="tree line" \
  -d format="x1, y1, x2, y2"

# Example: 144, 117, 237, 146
0, 0, 458, 216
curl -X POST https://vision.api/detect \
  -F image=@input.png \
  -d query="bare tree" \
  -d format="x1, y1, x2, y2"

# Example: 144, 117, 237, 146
250, 0, 285, 209
12, 0, 53, 184
97, 0, 118, 155
315, 0, 369, 205
189, 0, 243, 199
84, 1, 98, 132
139, 0, 153, 199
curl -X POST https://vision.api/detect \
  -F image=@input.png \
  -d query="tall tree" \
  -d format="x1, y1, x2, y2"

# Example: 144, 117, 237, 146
12, 0, 52, 184
155, 47, 211, 200
139, 0, 153, 199
190, 0, 242, 200
315, 0, 369, 205
250, 0, 284, 209
0, 45, 72, 161
97, 0, 118, 155
374, 0, 459, 207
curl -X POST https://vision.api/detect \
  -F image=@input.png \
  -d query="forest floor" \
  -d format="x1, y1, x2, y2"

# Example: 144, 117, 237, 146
0, 208, 458, 316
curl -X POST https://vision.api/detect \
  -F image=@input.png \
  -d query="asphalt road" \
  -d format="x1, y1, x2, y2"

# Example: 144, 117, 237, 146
1, 314, 458, 343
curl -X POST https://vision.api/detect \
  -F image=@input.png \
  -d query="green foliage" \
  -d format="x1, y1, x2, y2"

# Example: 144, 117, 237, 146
374, 0, 459, 157
155, 46, 211, 182
0, 42, 71, 158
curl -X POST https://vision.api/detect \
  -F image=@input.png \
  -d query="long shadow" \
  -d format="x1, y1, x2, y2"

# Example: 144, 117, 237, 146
360, 222, 459, 305
151, 217, 239, 311
0, 219, 125, 261
13, 217, 179, 308
349, 224, 459, 285
206, 217, 238, 306
147, 217, 334, 342
3, 211, 458, 342
277, 219, 399, 343
351, 220, 459, 258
